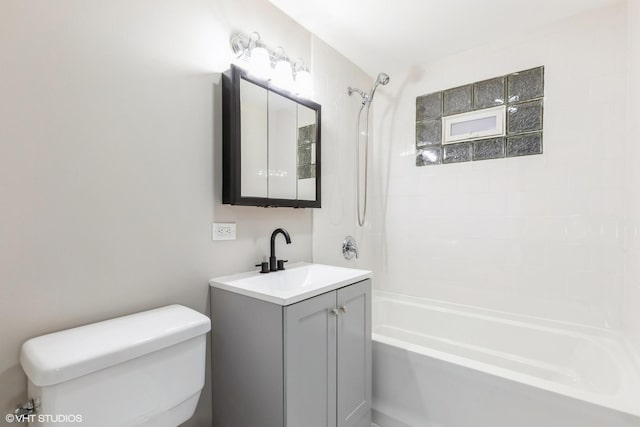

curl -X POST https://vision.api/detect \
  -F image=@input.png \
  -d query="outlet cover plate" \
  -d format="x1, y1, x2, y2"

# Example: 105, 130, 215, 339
212, 223, 236, 241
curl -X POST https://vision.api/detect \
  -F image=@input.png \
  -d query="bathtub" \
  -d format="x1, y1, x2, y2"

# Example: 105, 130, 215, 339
372, 291, 640, 427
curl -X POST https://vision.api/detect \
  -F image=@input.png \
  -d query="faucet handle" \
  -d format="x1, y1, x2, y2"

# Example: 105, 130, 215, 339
277, 259, 289, 270
342, 236, 359, 260
255, 262, 270, 274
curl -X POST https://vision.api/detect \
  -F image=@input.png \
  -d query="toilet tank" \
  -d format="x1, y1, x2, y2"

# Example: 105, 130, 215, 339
20, 305, 211, 427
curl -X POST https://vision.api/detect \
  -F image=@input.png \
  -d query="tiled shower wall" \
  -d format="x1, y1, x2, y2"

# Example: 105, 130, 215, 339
416, 67, 544, 166
371, 3, 627, 328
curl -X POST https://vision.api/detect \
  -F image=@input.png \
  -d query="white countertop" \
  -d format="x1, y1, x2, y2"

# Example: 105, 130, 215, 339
210, 262, 372, 305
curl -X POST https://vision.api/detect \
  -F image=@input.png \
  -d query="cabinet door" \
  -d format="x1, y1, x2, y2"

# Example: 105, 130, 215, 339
337, 280, 372, 427
284, 291, 337, 427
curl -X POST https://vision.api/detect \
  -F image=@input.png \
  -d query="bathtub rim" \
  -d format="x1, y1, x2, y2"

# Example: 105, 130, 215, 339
372, 290, 640, 418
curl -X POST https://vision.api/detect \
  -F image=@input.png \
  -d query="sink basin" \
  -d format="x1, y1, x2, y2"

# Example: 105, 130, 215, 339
210, 262, 372, 305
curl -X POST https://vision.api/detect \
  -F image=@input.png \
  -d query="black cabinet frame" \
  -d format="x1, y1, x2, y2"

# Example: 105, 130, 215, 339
222, 64, 321, 208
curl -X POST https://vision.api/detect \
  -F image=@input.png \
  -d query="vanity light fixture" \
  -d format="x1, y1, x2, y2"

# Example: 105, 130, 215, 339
230, 32, 312, 97
231, 32, 271, 78
249, 40, 271, 79
272, 47, 294, 91
294, 61, 313, 97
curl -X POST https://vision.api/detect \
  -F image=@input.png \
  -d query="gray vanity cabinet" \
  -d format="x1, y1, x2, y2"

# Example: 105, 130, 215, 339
284, 290, 337, 427
212, 279, 371, 427
336, 281, 372, 427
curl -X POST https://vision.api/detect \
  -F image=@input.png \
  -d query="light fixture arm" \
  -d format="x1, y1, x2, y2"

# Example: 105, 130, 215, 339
293, 59, 309, 76
230, 34, 248, 58
228, 32, 313, 97
272, 46, 285, 60
247, 32, 260, 50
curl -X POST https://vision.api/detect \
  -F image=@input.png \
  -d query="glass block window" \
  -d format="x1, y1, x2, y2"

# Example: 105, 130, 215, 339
415, 66, 544, 166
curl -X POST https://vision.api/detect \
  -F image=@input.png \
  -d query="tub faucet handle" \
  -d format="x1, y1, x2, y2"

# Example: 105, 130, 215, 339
342, 236, 359, 260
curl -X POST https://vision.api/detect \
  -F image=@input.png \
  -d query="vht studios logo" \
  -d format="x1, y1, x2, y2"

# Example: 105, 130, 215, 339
6, 413, 83, 423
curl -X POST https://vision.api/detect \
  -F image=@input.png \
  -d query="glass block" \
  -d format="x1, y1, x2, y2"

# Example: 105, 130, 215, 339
443, 85, 472, 116
416, 146, 442, 166
416, 120, 442, 147
297, 144, 311, 166
298, 124, 316, 145
297, 164, 316, 179
473, 137, 505, 161
417, 92, 442, 120
508, 67, 544, 103
474, 77, 505, 109
507, 132, 543, 157
507, 100, 543, 134
443, 142, 472, 164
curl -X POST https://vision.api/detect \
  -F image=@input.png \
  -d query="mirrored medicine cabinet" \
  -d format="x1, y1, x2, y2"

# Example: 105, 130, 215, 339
222, 64, 321, 208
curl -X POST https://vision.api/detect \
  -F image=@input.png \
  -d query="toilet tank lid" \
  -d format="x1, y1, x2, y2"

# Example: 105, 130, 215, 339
20, 305, 211, 387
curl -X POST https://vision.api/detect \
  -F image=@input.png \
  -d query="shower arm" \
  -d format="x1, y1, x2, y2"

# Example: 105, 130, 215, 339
348, 87, 369, 105
348, 87, 365, 96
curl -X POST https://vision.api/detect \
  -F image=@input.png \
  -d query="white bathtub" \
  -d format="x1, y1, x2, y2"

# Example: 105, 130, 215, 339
372, 291, 640, 427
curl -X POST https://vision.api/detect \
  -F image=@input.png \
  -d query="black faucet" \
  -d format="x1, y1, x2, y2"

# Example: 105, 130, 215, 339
269, 228, 291, 272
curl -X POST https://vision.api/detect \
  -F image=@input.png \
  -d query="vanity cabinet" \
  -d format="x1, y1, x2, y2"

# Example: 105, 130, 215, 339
211, 279, 371, 427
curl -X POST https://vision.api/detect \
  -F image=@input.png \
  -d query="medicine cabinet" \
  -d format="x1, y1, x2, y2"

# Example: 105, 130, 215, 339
222, 65, 321, 208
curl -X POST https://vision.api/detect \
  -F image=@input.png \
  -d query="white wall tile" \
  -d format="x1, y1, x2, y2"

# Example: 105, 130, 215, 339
367, 4, 629, 328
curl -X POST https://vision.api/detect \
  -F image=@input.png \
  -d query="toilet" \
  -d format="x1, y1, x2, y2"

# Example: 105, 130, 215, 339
19, 305, 211, 427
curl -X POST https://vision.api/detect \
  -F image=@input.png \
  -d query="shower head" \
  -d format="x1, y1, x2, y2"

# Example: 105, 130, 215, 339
348, 72, 390, 106
367, 72, 390, 103
377, 73, 390, 85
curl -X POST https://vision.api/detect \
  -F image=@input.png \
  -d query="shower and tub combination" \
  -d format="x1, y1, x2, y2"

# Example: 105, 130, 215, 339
346, 73, 640, 426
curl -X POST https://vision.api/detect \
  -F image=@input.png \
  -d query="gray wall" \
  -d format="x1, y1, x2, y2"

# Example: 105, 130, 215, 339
625, 0, 640, 352
0, 0, 370, 425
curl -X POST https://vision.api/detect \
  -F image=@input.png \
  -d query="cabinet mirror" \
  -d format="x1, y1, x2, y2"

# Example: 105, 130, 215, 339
222, 65, 321, 208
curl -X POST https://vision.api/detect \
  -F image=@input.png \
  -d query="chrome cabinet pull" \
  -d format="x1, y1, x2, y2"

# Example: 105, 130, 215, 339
330, 308, 339, 316
340, 305, 348, 313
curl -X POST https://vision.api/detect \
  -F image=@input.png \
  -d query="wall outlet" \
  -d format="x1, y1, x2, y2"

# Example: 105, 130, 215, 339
212, 223, 236, 241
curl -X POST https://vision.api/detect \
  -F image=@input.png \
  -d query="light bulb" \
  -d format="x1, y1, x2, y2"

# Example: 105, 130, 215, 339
249, 41, 271, 79
272, 57, 294, 91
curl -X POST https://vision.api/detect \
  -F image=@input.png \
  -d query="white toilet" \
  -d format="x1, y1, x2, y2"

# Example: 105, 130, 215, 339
19, 305, 211, 427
